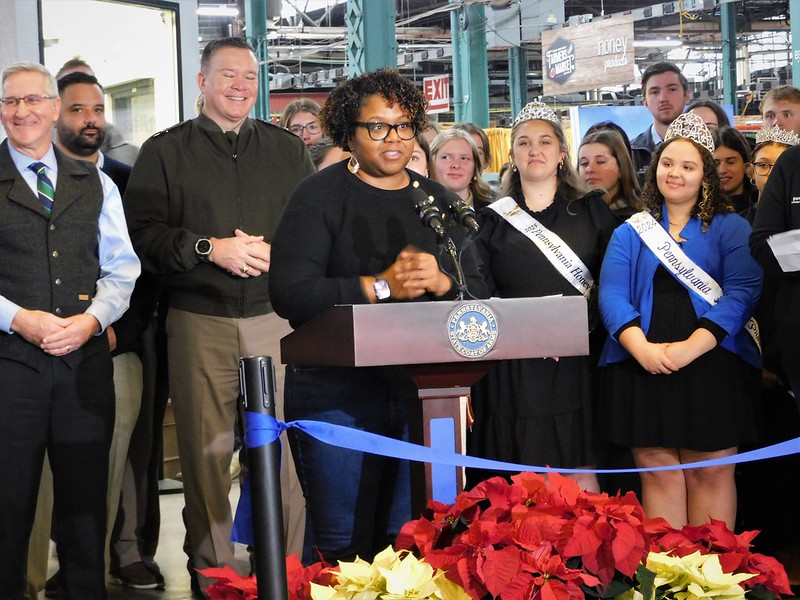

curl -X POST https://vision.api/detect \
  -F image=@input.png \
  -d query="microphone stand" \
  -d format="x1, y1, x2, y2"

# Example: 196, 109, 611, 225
412, 182, 469, 301
439, 233, 467, 301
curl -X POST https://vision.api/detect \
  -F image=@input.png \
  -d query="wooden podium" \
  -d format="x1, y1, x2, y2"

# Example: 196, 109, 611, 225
280, 296, 589, 512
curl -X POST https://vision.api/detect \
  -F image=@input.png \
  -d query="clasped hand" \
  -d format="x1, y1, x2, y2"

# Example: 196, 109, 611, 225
382, 246, 451, 300
211, 228, 271, 278
634, 339, 709, 375
11, 309, 100, 357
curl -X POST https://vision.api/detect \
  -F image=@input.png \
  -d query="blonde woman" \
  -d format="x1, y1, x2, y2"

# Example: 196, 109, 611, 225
430, 129, 492, 208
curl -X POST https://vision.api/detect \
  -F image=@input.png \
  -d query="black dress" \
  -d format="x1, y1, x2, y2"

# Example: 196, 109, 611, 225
466, 191, 617, 485
602, 266, 758, 452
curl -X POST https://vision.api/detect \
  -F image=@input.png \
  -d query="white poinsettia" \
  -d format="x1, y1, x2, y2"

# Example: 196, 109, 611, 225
646, 551, 754, 600
310, 546, 469, 600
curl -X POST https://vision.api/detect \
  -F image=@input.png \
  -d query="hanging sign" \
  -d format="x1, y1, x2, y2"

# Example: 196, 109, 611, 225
423, 75, 450, 114
542, 15, 635, 96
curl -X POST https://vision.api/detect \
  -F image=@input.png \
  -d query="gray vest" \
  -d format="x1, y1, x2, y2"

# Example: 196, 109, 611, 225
0, 142, 107, 370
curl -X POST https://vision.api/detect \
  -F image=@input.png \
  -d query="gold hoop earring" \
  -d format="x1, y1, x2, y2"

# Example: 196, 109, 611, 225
347, 156, 360, 174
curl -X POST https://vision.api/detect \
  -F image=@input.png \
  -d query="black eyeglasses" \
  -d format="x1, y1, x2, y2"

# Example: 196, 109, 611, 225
750, 161, 775, 176
353, 121, 417, 141
288, 122, 321, 135
0, 94, 57, 108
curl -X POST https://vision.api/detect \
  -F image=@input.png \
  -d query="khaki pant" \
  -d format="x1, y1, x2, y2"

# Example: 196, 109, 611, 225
166, 309, 304, 588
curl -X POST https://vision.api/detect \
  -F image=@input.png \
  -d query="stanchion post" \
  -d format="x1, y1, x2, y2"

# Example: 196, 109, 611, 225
239, 356, 287, 600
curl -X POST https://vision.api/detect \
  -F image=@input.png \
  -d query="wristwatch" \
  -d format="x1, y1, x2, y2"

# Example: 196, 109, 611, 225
195, 237, 213, 262
373, 277, 391, 302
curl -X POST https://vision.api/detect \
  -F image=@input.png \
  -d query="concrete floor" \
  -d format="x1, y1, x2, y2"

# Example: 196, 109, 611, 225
38, 484, 250, 600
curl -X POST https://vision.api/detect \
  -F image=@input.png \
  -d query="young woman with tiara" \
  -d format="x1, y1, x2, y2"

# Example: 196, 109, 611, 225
467, 100, 618, 492
599, 112, 762, 529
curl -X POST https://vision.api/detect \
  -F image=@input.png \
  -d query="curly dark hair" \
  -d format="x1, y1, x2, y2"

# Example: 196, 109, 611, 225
640, 138, 731, 230
320, 68, 428, 152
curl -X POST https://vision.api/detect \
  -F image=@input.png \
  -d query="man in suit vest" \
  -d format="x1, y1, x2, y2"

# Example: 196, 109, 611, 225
0, 62, 139, 599
25, 70, 164, 597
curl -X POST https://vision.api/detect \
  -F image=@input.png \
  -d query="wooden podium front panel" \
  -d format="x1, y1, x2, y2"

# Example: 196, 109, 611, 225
281, 296, 589, 367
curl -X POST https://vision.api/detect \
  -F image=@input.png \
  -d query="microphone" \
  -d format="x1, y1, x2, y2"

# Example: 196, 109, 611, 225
448, 197, 480, 236
413, 194, 447, 239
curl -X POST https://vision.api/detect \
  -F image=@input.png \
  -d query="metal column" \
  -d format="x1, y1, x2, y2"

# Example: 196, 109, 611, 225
449, 1, 490, 127
246, 0, 270, 119
508, 45, 528, 121
792, 0, 800, 85
720, 1, 737, 108
345, 0, 397, 77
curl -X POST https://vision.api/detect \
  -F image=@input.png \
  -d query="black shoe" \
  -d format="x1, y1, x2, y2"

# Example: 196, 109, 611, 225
43, 571, 59, 598
143, 557, 166, 587
114, 561, 161, 590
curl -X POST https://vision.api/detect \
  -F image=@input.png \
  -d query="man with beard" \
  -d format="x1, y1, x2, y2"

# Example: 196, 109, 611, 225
26, 71, 163, 596
631, 61, 691, 176
56, 58, 139, 165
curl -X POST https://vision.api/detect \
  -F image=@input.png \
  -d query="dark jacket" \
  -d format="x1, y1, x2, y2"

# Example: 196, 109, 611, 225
124, 113, 315, 319
750, 144, 800, 379
630, 126, 657, 178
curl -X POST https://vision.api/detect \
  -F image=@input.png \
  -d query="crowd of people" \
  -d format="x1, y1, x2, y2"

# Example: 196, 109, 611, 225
3, 37, 800, 599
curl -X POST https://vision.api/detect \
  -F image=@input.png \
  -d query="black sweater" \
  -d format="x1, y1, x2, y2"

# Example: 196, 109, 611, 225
269, 161, 487, 329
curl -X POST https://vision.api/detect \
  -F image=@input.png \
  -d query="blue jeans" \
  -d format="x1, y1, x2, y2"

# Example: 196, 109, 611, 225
285, 365, 412, 564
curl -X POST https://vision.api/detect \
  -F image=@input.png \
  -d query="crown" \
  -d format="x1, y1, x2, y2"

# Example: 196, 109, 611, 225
513, 100, 560, 127
755, 124, 800, 147
663, 111, 715, 154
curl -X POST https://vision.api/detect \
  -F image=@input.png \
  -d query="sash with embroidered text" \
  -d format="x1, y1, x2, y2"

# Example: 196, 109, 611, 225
489, 196, 594, 298
626, 211, 760, 352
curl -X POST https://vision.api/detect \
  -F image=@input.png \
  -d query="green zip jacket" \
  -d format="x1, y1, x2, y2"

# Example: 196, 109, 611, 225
124, 112, 314, 318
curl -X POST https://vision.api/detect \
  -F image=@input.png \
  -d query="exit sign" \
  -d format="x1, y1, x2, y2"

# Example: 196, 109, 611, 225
423, 75, 450, 114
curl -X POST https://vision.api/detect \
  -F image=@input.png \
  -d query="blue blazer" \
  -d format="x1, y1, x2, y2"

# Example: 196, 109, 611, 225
599, 207, 763, 368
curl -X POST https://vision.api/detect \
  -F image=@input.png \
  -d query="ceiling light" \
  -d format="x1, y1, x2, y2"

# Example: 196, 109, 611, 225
634, 39, 683, 48
197, 5, 239, 17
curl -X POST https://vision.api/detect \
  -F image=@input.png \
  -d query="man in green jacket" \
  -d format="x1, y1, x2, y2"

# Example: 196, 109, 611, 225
123, 36, 314, 593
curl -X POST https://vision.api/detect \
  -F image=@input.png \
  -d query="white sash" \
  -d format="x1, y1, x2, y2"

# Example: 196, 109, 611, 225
489, 196, 594, 298
626, 211, 761, 352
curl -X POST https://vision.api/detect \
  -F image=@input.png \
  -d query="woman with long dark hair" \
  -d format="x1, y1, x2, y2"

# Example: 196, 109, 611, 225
599, 112, 762, 528
467, 101, 617, 492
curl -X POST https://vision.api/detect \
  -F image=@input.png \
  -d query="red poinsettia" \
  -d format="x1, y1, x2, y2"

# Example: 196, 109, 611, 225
646, 517, 792, 597
200, 566, 258, 600
203, 472, 791, 600
201, 555, 337, 600
395, 472, 650, 600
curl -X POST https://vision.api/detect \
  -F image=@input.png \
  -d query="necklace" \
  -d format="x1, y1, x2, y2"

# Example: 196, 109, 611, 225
669, 218, 689, 227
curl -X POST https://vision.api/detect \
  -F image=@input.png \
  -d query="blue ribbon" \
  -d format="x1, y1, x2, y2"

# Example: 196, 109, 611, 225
231, 412, 800, 546
242, 412, 800, 474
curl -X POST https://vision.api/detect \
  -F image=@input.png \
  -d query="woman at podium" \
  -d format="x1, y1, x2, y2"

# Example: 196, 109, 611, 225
466, 100, 617, 492
269, 69, 486, 565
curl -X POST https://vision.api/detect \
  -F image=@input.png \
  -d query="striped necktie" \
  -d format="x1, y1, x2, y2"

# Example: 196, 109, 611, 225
28, 162, 55, 214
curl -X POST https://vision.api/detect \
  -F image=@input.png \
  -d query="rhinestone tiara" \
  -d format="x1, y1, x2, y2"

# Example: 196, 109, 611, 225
513, 100, 560, 127
663, 111, 715, 154
755, 124, 800, 147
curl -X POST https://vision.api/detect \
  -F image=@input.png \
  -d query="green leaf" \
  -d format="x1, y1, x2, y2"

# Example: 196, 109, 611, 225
635, 564, 656, 600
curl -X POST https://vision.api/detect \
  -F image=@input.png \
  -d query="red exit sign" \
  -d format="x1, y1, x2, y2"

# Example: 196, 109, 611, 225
423, 75, 450, 114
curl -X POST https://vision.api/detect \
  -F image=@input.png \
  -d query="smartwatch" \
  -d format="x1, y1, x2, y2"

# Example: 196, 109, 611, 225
195, 237, 213, 262
373, 278, 391, 302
